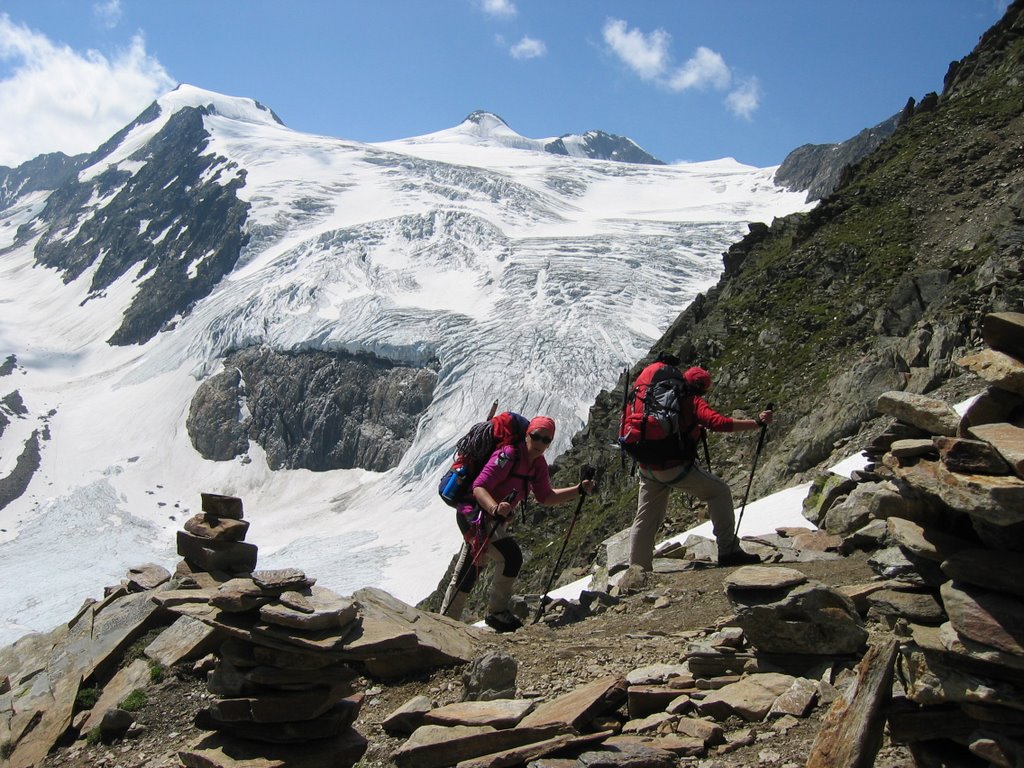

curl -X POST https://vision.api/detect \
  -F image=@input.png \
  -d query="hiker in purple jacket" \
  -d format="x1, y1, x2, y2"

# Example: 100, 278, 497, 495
448, 416, 595, 633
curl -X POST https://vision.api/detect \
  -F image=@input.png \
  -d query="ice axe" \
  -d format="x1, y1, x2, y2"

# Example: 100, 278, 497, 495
532, 464, 597, 624
735, 402, 773, 537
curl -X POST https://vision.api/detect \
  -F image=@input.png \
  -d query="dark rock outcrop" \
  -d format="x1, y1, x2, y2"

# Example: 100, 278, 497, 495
773, 113, 900, 202
187, 347, 437, 472
23, 106, 250, 346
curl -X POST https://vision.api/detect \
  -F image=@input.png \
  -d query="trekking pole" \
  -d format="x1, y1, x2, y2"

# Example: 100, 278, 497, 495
735, 402, 773, 537
532, 464, 597, 624
618, 368, 630, 470
700, 428, 712, 471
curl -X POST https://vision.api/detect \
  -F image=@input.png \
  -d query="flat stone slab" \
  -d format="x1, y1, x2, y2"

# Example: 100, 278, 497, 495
969, 422, 1024, 480
423, 698, 535, 728
81, 658, 151, 732
695, 673, 797, 721
892, 459, 1024, 527
259, 587, 358, 632
382, 695, 435, 735
724, 566, 808, 591
253, 569, 315, 592
144, 615, 219, 668
984, 312, 1024, 359
941, 548, 1024, 598
200, 493, 244, 519
125, 562, 171, 591
394, 724, 571, 768
519, 675, 629, 730
876, 391, 961, 436
941, 581, 1024, 656
957, 349, 1024, 396
184, 513, 251, 542
886, 516, 974, 562
179, 727, 366, 767
890, 439, 938, 459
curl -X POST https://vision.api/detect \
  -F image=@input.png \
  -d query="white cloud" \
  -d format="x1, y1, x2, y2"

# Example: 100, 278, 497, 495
603, 17, 759, 119
726, 77, 761, 119
510, 35, 546, 60
602, 18, 670, 81
93, 0, 122, 29
480, 0, 516, 18
666, 46, 731, 92
0, 14, 175, 167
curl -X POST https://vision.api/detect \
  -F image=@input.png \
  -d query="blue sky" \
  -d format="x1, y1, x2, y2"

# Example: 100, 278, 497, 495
0, 1, 1012, 169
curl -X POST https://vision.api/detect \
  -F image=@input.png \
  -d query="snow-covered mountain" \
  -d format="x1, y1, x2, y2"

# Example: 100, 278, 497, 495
0, 84, 811, 645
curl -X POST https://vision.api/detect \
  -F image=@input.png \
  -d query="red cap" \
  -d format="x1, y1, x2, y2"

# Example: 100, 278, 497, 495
683, 366, 712, 393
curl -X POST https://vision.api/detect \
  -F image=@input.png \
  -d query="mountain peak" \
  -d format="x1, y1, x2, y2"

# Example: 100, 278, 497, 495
158, 84, 285, 127
463, 110, 512, 129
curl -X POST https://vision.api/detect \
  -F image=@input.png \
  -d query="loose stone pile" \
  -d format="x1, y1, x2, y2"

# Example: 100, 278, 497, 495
806, 311, 1024, 766
157, 492, 483, 768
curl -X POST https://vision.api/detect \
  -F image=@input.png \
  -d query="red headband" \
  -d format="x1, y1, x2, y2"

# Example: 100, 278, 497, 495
528, 416, 556, 436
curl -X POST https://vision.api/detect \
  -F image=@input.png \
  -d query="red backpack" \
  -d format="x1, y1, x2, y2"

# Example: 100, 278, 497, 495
618, 361, 699, 465
438, 411, 529, 507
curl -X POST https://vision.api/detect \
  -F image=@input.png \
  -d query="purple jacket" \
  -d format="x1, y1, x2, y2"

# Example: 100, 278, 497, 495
457, 443, 554, 516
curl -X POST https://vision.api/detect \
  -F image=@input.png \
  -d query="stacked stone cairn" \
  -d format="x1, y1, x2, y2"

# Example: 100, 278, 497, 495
157, 492, 481, 767
162, 493, 369, 766
802, 311, 1024, 766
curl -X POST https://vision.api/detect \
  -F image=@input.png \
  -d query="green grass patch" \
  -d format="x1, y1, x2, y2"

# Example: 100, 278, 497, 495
118, 689, 148, 713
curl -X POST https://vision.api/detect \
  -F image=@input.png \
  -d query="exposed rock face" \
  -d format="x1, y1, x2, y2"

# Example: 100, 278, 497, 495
0, 151, 87, 212
543, 130, 665, 165
23, 106, 251, 346
774, 113, 900, 202
186, 346, 438, 471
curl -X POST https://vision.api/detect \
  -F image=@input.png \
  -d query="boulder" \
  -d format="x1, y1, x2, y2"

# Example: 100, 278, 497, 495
934, 436, 1011, 475
983, 312, 1024, 360
463, 649, 518, 702
876, 391, 961, 436
728, 580, 867, 656
695, 673, 796, 721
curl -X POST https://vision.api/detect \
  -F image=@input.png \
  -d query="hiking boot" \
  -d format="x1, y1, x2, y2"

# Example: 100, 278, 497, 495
484, 610, 522, 633
717, 548, 761, 567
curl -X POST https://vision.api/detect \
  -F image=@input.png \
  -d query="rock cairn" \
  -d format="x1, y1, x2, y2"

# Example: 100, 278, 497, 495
804, 311, 1024, 766
157, 492, 483, 768
175, 492, 257, 581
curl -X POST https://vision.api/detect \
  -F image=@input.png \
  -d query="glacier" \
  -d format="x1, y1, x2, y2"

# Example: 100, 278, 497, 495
0, 85, 812, 645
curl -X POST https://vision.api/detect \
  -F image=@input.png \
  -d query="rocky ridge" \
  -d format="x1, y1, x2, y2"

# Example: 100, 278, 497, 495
5, 312, 1023, 767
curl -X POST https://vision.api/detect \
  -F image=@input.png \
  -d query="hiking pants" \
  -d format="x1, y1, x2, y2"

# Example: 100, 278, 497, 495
629, 462, 740, 570
454, 512, 523, 615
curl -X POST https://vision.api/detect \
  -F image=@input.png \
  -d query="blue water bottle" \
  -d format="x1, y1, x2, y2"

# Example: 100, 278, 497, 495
440, 466, 467, 506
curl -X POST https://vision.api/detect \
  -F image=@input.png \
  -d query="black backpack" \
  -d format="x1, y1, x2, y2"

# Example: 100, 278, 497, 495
438, 412, 529, 507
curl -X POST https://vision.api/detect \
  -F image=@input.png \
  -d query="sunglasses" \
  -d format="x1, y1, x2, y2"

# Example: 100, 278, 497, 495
528, 432, 553, 445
